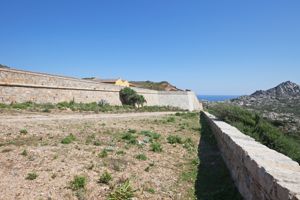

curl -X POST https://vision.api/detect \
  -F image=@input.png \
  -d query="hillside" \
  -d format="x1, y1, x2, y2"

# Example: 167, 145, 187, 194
131, 81, 183, 91
230, 81, 300, 141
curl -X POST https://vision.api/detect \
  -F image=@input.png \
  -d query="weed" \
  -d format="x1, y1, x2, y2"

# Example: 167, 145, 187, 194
98, 149, 108, 158
108, 179, 134, 200
98, 171, 112, 184
70, 176, 86, 191
135, 153, 147, 161
150, 142, 162, 152
26, 172, 38, 180
166, 116, 176, 123
61, 134, 76, 144
121, 132, 138, 145
21, 150, 28, 156
20, 129, 28, 134
167, 135, 183, 144
140, 130, 161, 140
116, 150, 126, 155
145, 187, 155, 194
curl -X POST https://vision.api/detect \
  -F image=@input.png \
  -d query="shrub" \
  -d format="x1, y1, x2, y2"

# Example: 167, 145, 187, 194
167, 135, 183, 144
108, 179, 134, 200
121, 132, 138, 145
135, 153, 147, 161
150, 142, 162, 152
21, 150, 28, 156
98, 149, 108, 158
61, 134, 76, 144
140, 130, 161, 140
20, 129, 28, 134
119, 87, 146, 107
26, 172, 38, 180
98, 171, 112, 184
70, 176, 86, 190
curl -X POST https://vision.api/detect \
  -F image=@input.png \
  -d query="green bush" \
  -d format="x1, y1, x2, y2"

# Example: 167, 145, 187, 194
61, 134, 76, 144
121, 132, 138, 145
140, 130, 161, 140
119, 87, 146, 107
98, 171, 112, 184
26, 172, 38, 180
108, 179, 134, 200
70, 176, 86, 190
167, 135, 183, 144
98, 149, 108, 158
135, 153, 147, 161
150, 142, 162, 152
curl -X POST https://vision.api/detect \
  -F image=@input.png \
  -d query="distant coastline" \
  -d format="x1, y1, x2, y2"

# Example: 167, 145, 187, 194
198, 95, 240, 102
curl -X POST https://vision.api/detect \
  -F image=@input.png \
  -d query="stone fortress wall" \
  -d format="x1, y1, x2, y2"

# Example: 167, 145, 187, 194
202, 111, 300, 200
0, 68, 202, 111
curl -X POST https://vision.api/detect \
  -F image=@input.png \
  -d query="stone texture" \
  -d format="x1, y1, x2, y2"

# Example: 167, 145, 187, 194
203, 111, 300, 200
0, 68, 202, 111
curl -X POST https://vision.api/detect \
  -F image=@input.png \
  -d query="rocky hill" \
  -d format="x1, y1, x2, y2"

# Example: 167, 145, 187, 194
230, 81, 300, 140
131, 81, 183, 91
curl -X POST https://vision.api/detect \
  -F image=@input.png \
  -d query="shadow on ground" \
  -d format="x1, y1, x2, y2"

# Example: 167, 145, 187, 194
194, 113, 243, 200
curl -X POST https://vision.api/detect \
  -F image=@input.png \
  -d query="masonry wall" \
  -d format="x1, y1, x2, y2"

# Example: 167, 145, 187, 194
0, 68, 202, 111
202, 111, 300, 200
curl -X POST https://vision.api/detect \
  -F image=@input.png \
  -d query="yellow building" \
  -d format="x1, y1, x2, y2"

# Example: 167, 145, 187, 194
99, 78, 131, 87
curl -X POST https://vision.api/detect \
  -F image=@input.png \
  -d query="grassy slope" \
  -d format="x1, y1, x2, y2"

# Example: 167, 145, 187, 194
207, 103, 300, 164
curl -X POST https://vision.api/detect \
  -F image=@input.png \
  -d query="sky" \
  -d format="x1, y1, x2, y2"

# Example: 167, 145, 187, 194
0, 0, 299, 95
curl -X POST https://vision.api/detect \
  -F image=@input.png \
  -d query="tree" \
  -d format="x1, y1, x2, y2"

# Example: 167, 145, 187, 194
119, 87, 146, 107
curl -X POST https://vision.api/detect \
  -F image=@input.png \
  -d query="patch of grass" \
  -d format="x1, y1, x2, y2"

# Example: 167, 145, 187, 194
183, 137, 195, 151
20, 129, 28, 134
208, 103, 300, 163
145, 187, 155, 194
108, 179, 134, 200
150, 142, 162, 152
140, 130, 161, 141
98, 149, 108, 158
135, 153, 147, 161
166, 116, 176, 123
98, 171, 112, 184
21, 149, 28, 156
167, 135, 183, 144
121, 132, 138, 145
61, 134, 76, 144
70, 176, 86, 191
116, 150, 126, 155
26, 172, 38, 180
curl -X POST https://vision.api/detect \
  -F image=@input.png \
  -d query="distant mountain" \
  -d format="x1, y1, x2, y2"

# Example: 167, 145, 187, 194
230, 81, 300, 139
251, 81, 300, 98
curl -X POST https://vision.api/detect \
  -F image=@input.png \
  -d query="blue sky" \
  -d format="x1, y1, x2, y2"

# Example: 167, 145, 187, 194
0, 0, 299, 95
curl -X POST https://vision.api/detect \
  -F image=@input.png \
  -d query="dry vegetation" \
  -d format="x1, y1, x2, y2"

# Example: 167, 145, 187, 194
0, 112, 200, 200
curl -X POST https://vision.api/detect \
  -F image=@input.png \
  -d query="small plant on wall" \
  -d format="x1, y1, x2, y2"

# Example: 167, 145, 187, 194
119, 87, 146, 107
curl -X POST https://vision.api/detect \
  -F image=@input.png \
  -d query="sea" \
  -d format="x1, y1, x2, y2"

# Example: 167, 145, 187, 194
197, 95, 240, 102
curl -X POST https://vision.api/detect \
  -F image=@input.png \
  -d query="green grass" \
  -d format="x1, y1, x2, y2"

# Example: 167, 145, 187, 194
98, 149, 108, 158
98, 171, 112, 184
61, 134, 76, 144
70, 176, 86, 191
140, 130, 161, 141
108, 179, 135, 200
208, 103, 300, 163
0, 101, 183, 113
150, 142, 162, 152
21, 150, 28, 156
135, 153, 147, 161
121, 132, 138, 145
167, 135, 183, 144
19, 129, 28, 134
26, 172, 38, 180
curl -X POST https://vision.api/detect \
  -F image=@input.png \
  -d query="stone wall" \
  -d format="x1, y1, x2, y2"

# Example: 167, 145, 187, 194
0, 68, 202, 111
202, 111, 300, 200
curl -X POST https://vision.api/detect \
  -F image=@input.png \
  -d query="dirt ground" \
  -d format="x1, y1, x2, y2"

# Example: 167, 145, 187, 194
0, 112, 200, 200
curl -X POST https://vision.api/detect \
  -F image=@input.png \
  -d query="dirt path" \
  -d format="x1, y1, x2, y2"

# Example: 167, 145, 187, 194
0, 111, 177, 123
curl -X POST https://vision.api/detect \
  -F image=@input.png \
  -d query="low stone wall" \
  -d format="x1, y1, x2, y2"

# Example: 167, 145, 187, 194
0, 68, 202, 111
202, 111, 300, 200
